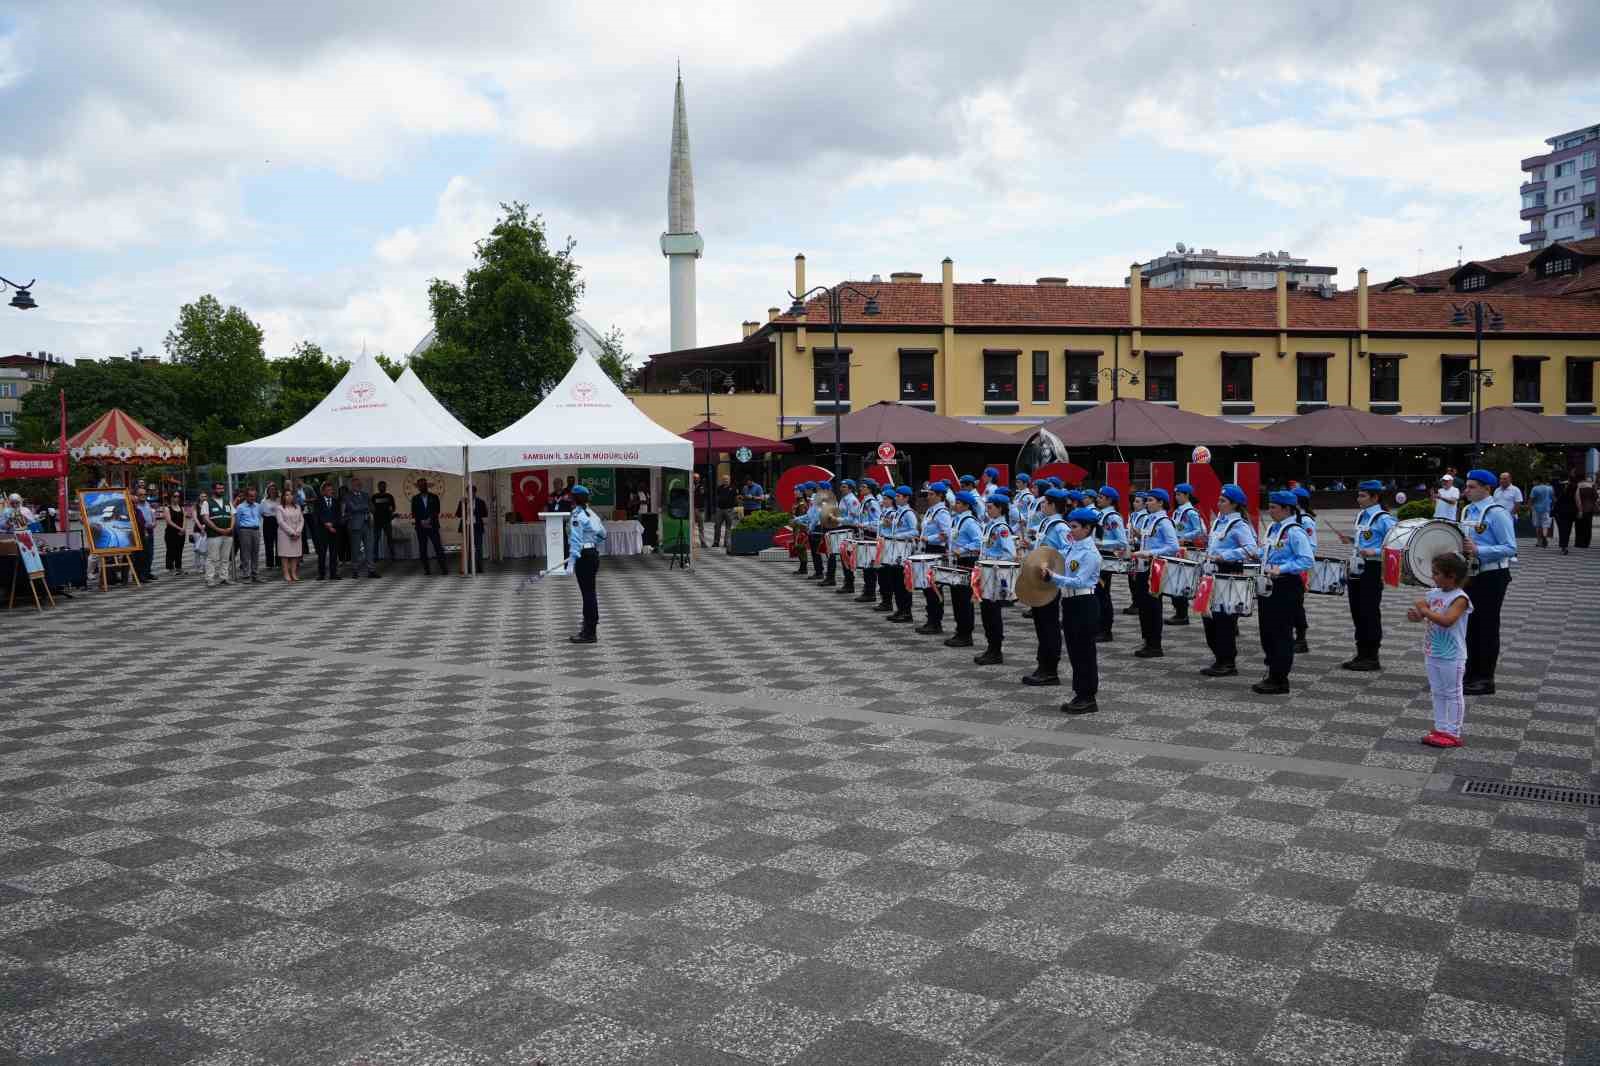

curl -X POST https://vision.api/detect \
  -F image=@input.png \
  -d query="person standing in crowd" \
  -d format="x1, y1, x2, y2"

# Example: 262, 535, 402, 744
314, 481, 343, 580
713, 476, 737, 548
1200, 484, 1257, 678
1290, 484, 1318, 653
830, 479, 861, 592
1493, 472, 1523, 521
1460, 468, 1516, 696
1121, 490, 1147, 616
1529, 474, 1554, 549
1432, 473, 1460, 519
1554, 473, 1579, 554
973, 490, 1015, 665
851, 478, 881, 604
163, 490, 187, 575
1044, 506, 1104, 715
190, 487, 210, 576
335, 485, 352, 563
692, 472, 707, 548
371, 480, 396, 561
916, 482, 953, 634
1408, 551, 1473, 748
1253, 490, 1314, 695
412, 478, 447, 575
1343, 480, 1396, 671
873, 482, 897, 612
944, 490, 984, 648
1093, 486, 1124, 642
1166, 483, 1204, 626
345, 476, 377, 579
199, 481, 235, 588
233, 485, 263, 583
1131, 488, 1179, 659
456, 484, 488, 574
1023, 487, 1071, 685
276, 486, 305, 582
886, 485, 918, 622
792, 481, 815, 577
567, 485, 606, 643
1578, 472, 1597, 549
131, 486, 158, 583
260, 483, 280, 571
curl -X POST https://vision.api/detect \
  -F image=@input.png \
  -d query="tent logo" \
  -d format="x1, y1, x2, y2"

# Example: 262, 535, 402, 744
347, 381, 377, 404
571, 380, 597, 404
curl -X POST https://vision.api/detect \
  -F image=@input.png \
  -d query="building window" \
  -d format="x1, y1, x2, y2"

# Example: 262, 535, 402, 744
1555, 186, 1575, 204
1441, 356, 1472, 404
813, 350, 849, 404
982, 351, 1018, 406
1585, 150, 1598, 169
1553, 211, 1576, 229
0, 383, 13, 398
0, 411, 12, 427
899, 350, 934, 403
1585, 178, 1597, 196
1459, 273, 1487, 291
1512, 358, 1542, 404
1522, 191, 1546, 208
1570, 359, 1596, 406
1370, 357, 1400, 404
1065, 353, 1099, 402
1296, 357, 1328, 404
1544, 256, 1574, 276
1030, 350, 1049, 402
1220, 355, 1253, 402
1555, 160, 1576, 178
1527, 166, 1544, 180
1144, 355, 1178, 403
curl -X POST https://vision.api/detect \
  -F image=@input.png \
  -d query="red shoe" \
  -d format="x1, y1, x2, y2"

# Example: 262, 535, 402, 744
1421, 731, 1462, 748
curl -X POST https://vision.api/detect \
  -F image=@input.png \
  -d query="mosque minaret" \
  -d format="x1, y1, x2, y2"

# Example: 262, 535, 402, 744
660, 67, 703, 351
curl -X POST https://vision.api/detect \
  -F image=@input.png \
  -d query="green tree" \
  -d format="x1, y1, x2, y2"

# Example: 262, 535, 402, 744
374, 353, 404, 381
163, 294, 271, 458
411, 202, 583, 436
596, 326, 636, 389
260, 341, 350, 432
15, 358, 186, 452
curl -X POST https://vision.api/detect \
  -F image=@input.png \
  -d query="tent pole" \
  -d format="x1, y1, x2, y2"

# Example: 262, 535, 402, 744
461, 446, 471, 576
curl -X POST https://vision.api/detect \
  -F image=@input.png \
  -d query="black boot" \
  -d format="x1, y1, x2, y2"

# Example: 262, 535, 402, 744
974, 648, 1003, 665
943, 634, 974, 648
1251, 676, 1290, 695
569, 631, 597, 645
1061, 696, 1098, 715
1021, 669, 1060, 687
1200, 662, 1237, 677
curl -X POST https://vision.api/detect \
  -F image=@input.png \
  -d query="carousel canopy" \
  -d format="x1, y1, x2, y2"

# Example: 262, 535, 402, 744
1040, 398, 1259, 447
66, 408, 187, 464
681, 420, 793, 463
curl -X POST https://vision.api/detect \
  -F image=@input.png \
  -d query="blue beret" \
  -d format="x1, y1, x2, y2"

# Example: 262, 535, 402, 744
990, 488, 1011, 501
841, 479, 856, 488
1466, 468, 1495, 487
1358, 480, 1385, 492
861, 477, 876, 488
572, 485, 590, 497
1221, 484, 1248, 506
954, 490, 981, 509
1097, 485, 1119, 501
1175, 483, 1194, 496
1269, 490, 1298, 507
1147, 488, 1170, 505
983, 467, 999, 478
1292, 486, 1310, 500
924, 481, 945, 493
895, 485, 914, 496
1015, 473, 1031, 484
1068, 507, 1101, 525
959, 474, 976, 485
1044, 488, 1071, 503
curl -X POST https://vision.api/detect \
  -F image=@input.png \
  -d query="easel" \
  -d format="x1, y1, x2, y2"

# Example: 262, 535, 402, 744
96, 552, 142, 592
8, 565, 55, 611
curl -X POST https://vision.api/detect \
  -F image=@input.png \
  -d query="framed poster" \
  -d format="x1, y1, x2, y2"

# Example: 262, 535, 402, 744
78, 489, 143, 555
13, 530, 44, 576
576, 467, 616, 507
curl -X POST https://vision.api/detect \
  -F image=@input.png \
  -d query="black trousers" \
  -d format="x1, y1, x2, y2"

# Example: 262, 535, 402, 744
164, 526, 185, 571
892, 566, 912, 614
795, 533, 810, 573
1258, 574, 1302, 681
1134, 570, 1163, 649
136, 528, 155, 579
1465, 567, 1510, 683
1032, 591, 1061, 673
923, 585, 944, 626
878, 563, 896, 606
415, 525, 446, 572
1063, 594, 1099, 700
809, 533, 824, 576
980, 600, 1004, 650
373, 521, 394, 560
1578, 513, 1593, 548
575, 548, 599, 633
949, 558, 978, 636
1556, 514, 1576, 550
1095, 575, 1114, 635
315, 528, 338, 578
1202, 562, 1244, 667
1348, 565, 1384, 658
1294, 581, 1309, 640
263, 516, 278, 567
1170, 594, 1188, 620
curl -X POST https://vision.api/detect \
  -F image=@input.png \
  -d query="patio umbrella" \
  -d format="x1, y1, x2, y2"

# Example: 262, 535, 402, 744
789, 400, 1020, 446
1253, 406, 1450, 447
680, 420, 794, 463
1437, 405, 1600, 446
1040, 398, 1259, 447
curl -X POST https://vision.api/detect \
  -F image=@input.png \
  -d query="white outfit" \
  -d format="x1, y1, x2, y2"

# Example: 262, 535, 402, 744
1492, 485, 1523, 514
1423, 587, 1471, 738
1432, 485, 1460, 520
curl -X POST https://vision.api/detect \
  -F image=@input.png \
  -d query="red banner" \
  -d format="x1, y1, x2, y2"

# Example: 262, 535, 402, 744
1192, 574, 1214, 614
970, 565, 983, 601
0, 449, 67, 478
1032, 461, 1089, 488
1105, 461, 1131, 522
1149, 461, 1175, 506
1185, 461, 1222, 527
1383, 546, 1403, 587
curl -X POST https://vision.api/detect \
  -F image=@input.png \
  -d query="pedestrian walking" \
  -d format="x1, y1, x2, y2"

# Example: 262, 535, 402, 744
1529, 475, 1554, 549
1579, 474, 1597, 549
1555, 475, 1579, 555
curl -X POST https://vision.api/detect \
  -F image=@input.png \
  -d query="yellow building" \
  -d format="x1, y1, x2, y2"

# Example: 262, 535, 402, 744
632, 246, 1600, 444
0, 352, 59, 445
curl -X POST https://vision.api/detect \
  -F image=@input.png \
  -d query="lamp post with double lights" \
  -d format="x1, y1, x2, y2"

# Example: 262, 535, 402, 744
1073, 366, 1140, 445
1448, 301, 1504, 462
1, 276, 37, 310
679, 367, 735, 524
788, 282, 880, 477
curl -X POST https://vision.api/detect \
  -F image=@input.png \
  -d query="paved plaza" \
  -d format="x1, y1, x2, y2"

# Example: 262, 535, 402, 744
3, 537, 1600, 1065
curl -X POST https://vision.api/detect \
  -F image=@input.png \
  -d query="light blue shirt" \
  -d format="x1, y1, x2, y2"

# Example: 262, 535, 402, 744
1208, 512, 1257, 562
1038, 514, 1071, 552
1172, 503, 1204, 543
1098, 507, 1126, 549
234, 501, 262, 529
892, 504, 918, 539
1461, 497, 1517, 566
981, 518, 1015, 560
1353, 504, 1396, 568
839, 492, 862, 526
1050, 535, 1102, 590
950, 511, 983, 555
1298, 514, 1319, 549
1263, 519, 1314, 574
568, 505, 607, 553
861, 495, 881, 530
1140, 511, 1180, 557
801, 499, 820, 532
1529, 483, 1554, 514
921, 503, 952, 548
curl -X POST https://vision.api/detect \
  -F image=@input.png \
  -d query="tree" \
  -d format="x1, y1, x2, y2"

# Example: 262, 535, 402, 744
410, 202, 583, 436
260, 342, 349, 432
163, 295, 272, 456
596, 326, 637, 389
374, 353, 404, 381
15, 359, 186, 452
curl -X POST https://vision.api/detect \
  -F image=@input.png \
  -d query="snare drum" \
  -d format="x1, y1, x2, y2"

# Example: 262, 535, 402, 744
933, 563, 971, 589
1208, 573, 1257, 616
1307, 555, 1347, 596
879, 538, 911, 566
1158, 556, 1202, 599
977, 560, 1019, 602
824, 528, 851, 556
1098, 549, 1130, 574
905, 554, 941, 590
1381, 519, 1466, 588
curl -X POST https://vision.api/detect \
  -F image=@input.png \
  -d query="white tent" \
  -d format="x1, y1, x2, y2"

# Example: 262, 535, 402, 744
395, 366, 482, 444
471, 351, 693, 472
228, 352, 470, 474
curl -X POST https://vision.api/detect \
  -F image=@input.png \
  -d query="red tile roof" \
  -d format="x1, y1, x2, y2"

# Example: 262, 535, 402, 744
772, 280, 1600, 334
1380, 239, 1600, 298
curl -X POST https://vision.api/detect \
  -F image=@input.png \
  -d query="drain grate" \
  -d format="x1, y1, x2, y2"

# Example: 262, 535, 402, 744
1458, 778, 1600, 808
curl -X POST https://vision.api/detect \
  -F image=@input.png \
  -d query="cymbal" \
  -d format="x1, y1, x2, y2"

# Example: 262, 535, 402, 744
1015, 546, 1065, 607
819, 503, 841, 529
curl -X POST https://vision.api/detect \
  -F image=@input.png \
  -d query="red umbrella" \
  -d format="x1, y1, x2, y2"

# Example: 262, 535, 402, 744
680, 420, 795, 463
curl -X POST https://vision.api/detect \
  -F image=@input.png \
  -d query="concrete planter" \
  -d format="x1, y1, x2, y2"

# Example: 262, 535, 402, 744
728, 530, 774, 556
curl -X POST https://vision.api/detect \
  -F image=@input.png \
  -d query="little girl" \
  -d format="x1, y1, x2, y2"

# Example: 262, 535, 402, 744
1407, 552, 1472, 748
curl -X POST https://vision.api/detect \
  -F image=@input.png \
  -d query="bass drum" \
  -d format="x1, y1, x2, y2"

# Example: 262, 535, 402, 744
1382, 519, 1465, 588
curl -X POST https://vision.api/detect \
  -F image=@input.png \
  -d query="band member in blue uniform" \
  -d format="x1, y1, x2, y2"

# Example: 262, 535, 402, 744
1132, 488, 1181, 658
1252, 490, 1314, 694
1167, 483, 1205, 625
1011, 474, 1036, 536
1343, 480, 1396, 671
1291, 484, 1317, 651
1459, 468, 1517, 695
874, 483, 899, 612
975, 491, 1016, 665
916, 482, 953, 634
1041, 506, 1104, 714
1200, 484, 1258, 677
830, 478, 861, 593
1122, 490, 1148, 615
1094, 486, 1125, 642
1023, 488, 1072, 686
567, 486, 607, 644
792, 481, 815, 576
944, 490, 985, 648
854, 478, 882, 603
887, 485, 919, 623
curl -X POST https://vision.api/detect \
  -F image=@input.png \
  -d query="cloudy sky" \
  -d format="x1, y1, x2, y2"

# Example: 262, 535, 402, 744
3, 1, 1598, 365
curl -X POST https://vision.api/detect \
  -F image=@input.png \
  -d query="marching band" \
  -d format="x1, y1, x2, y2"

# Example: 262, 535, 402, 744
785, 464, 1517, 719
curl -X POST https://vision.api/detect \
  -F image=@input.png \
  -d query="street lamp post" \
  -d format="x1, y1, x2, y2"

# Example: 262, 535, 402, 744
1, 276, 37, 310
679, 367, 735, 525
1449, 301, 1504, 463
788, 283, 881, 478
1090, 366, 1140, 445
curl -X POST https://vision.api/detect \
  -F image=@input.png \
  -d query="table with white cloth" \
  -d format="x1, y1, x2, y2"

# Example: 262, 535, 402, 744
501, 520, 644, 559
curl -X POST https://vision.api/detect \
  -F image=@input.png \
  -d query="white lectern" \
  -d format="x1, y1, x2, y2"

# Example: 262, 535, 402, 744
538, 512, 570, 574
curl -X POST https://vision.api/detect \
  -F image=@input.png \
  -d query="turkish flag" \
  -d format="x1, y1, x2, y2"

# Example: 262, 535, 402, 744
1383, 547, 1403, 587
510, 470, 551, 522
1192, 574, 1214, 615
875, 539, 885, 565
970, 565, 983, 602
1148, 557, 1166, 595
842, 539, 855, 569
903, 560, 915, 589
1301, 570, 1311, 589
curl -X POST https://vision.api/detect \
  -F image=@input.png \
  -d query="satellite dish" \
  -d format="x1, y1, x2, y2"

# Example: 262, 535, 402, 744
1015, 427, 1069, 475
1176, 242, 1186, 253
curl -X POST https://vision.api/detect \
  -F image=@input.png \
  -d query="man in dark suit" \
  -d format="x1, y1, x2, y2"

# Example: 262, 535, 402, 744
313, 481, 343, 580
455, 485, 489, 575
412, 478, 448, 575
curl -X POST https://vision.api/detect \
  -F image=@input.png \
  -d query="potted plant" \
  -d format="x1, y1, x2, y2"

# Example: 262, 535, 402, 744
728, 508, 792, 555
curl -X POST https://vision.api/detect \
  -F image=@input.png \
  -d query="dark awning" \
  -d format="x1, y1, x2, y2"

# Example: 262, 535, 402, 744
1437, 405, 1600, 445
789, 401, 1022, 446
1254, 406, 1449, 447
680, 420, 795, 462
1040, 398, 1260, 447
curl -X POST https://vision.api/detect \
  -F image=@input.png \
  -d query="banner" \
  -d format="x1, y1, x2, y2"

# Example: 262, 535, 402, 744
510, 470, 551, 522
576, 466, 616, 506
1192, 574, 1214, 614
1148, 556, 1166, 596
1383, 546, 1403, 587
0, 449, 67, 478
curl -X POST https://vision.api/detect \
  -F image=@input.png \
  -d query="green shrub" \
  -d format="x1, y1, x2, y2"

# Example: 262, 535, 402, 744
734, 509, 796, 534
1396, 499, 1435, 521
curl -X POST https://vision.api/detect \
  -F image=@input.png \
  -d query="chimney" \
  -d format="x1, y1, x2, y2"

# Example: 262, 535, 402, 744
890, 271, 923, 284
767, 306, 780, 323
794, 253, 807, 351
981, 278, 996, 285
741, 320, 757, 338
1356, 268, 1369, 356
1128, 263, 1143, 354
941, 258, 954, 326
1036, 276, 1069, 286
1275, 268, 1289, 357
